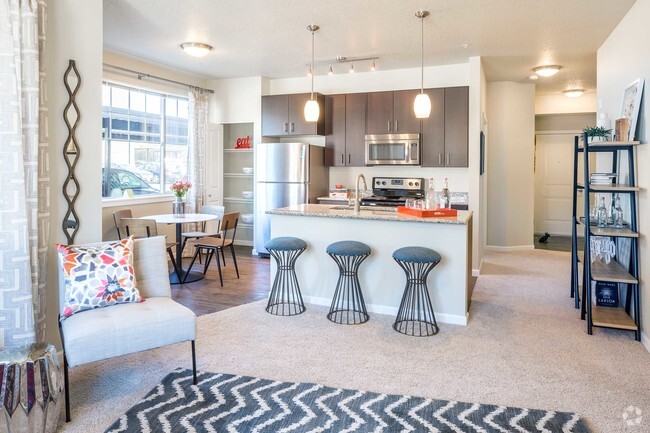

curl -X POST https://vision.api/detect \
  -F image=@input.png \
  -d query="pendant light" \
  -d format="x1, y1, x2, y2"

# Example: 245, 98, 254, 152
413, 10, 431, 119
304, 25, 320, 122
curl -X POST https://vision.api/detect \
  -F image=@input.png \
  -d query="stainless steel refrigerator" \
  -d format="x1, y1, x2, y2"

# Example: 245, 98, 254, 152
254, 143, 328, 255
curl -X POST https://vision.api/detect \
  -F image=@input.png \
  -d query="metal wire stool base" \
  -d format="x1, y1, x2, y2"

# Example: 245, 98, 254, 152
266, 247, 306, 316
327, 252, 370, 325
393, 258, 439, 337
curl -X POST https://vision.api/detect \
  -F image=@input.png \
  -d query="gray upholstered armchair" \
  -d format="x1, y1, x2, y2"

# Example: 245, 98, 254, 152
57, 236, 197, 422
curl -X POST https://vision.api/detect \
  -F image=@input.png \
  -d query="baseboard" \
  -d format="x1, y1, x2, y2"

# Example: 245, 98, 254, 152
484, 245, 535, 252
472, 268, 480, 277
642, 331, 650, 353
302, 296, 468, 326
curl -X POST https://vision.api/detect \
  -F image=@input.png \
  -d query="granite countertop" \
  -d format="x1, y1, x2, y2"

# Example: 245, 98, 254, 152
266, 204, 472, 225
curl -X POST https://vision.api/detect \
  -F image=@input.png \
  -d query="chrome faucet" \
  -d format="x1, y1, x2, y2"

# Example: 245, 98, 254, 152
354, 173, 368, 213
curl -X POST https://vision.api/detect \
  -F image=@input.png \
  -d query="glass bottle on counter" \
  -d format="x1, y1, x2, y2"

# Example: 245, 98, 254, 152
609, 194, 617, 225
425, 177, 436, 209
597, 195, 608, 228
440, 177, 451, 209
613, 195, 624, 228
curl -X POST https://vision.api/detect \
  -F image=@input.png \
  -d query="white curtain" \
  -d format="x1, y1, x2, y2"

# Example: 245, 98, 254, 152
0, 0, 49, 348
187, 88, 209, 213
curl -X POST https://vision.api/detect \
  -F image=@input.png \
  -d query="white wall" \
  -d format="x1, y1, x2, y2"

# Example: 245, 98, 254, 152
486, 82, 536, 249
597, 0, 649, 350
535, 92, 598, 115
45, 0, 104, 346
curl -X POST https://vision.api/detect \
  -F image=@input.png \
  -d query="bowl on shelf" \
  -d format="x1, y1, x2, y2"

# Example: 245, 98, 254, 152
240, 214, 254, 224
242, 167, 254, 175
242, 191, 254, 199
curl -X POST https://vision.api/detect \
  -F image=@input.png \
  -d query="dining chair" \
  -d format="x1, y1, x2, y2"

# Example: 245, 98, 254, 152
113, 209, 133, 238
180, 205, 225, 262
184, 212, 240, 287
121, 218, 180, 280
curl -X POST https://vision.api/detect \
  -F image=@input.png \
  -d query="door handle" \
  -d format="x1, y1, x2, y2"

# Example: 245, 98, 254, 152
348, 154, 351, 164
283, 122, 288, 133
395, 120, 398, 131
290, 122, 295, 132
341, 153, 344, 164
387, 121, 392, 132
439, 153, 442, 165
446, 154, 450, 165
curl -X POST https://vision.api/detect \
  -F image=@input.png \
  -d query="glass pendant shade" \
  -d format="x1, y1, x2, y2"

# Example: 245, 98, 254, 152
304, 99, 320, 122
414, 92, 432, 119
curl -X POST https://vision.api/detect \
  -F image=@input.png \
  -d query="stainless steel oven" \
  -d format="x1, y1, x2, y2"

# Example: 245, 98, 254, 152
365, 133, 420, 165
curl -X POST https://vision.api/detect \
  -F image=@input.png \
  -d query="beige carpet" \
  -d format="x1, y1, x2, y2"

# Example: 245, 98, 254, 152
57, 249, 650, 433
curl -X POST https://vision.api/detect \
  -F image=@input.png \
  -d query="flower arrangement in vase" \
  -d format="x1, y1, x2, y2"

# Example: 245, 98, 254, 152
171, 179, 191, 217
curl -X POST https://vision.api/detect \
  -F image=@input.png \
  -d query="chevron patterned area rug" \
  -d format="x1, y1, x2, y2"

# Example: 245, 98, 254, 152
105, 369, 590, 433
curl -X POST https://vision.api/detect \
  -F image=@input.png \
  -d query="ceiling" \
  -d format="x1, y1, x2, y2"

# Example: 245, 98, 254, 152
103, 0, 636, 95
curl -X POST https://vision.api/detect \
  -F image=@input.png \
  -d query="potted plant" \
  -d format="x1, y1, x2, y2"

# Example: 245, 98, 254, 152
582, 126, 612, 143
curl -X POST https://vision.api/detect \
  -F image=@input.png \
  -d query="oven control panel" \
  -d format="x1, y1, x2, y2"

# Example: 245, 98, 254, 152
372, 177, 424, 191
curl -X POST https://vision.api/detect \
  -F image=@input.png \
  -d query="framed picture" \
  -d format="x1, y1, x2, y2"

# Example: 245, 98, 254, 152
620, 78, 644, 141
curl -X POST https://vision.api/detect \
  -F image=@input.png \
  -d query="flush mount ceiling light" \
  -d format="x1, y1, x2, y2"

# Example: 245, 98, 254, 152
304, 25, 320, 122
532, 65, 561, 77
180, 42, 213, 57
564, 89, 585, 98
414, 10, 431, 119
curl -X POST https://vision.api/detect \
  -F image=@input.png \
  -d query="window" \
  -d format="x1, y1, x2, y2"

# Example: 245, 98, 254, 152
102, 83, 189, 198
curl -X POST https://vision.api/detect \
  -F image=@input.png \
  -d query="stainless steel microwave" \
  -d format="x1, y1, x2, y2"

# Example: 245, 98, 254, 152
365, 133, 420, 165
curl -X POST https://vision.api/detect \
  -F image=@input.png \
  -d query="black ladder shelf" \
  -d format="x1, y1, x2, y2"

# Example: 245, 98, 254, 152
570, 134, 641, 341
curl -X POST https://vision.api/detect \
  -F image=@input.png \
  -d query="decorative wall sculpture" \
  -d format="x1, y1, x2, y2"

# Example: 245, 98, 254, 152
62, 60, 81, 244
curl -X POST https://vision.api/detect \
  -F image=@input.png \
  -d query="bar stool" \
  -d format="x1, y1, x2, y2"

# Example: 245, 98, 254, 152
392, 246, 442, 336
326, 241, 371, 325
265, 237, 307, 316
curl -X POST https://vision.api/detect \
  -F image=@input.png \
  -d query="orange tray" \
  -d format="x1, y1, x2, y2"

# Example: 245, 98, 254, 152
397, 206, 458, 218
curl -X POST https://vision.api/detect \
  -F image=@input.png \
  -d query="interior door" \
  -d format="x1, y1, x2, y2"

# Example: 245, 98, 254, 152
534, 133, 582, 236
205, 123, 222, 205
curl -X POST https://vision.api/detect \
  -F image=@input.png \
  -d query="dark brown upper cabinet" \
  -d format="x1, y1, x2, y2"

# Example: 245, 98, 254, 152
366, 90, 421, 134
262, 93, 326, 136
421, 88, 445, 167
325, 93, 367, 167
443, 86, 469, 167
421, 86, 468, 167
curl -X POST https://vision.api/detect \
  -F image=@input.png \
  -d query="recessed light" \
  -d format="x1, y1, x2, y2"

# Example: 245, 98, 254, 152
563, 89, 585, 98
180, 42, 213, 57
528, 74, 539, 80
532, 65, 561, 77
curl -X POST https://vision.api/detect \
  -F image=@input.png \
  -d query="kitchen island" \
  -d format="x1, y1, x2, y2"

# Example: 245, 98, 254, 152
267, 204, 473, 325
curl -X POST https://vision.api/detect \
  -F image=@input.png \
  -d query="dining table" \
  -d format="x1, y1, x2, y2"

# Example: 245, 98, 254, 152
141, 213, 219, 284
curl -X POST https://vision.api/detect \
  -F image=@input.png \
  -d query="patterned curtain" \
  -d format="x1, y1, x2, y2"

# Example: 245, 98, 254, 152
0, 0, 49, 348
187, 87, 209, 213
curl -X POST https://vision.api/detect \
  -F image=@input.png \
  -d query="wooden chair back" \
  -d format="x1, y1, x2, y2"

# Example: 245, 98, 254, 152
121, 218, 159, 239
113, 209, 133, 238
219, 212, 239, 246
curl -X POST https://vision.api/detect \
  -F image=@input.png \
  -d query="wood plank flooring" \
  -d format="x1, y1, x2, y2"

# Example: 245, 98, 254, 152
172, 246, 270, 316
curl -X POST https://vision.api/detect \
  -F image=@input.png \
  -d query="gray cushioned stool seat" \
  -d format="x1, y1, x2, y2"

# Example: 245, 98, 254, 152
265, 237, 307, 251
326, 240, 371, 256
393, 246, 441, 264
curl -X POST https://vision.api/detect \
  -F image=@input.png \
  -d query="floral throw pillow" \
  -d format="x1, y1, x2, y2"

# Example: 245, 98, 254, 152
57, 237, 143, 319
